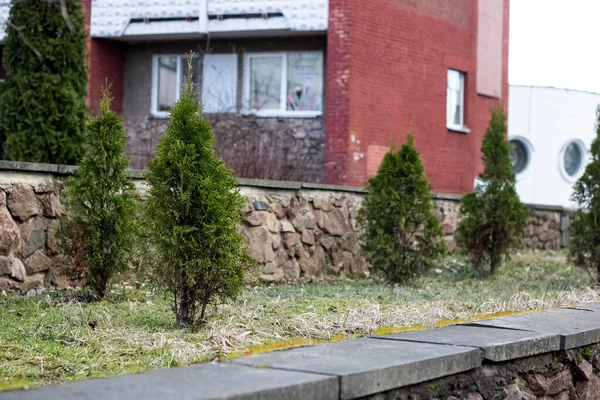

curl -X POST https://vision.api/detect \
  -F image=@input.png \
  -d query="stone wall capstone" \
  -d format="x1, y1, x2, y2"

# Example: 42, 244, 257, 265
0, 162, 572, 291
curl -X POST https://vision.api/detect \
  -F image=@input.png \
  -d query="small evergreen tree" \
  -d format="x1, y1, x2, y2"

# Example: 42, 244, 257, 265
456, 106, 528, 274
62, 90, 139, 299
360, 135, 446, 283
145, 59, 250, 327
569, 106, 600, 283
0, 0, 87, 163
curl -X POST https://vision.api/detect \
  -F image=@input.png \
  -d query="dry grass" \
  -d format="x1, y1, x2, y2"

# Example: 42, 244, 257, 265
1, 251, 598, 390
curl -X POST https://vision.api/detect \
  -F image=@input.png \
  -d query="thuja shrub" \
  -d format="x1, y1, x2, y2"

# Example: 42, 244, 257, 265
0, 0, 87, 164
360, 135, 446, 283
145, 59, 251, 328
456, 106, 528, 274
61, 90, 139, 299
569, 106, 600, 283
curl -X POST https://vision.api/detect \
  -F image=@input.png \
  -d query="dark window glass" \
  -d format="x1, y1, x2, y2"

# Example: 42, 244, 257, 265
564, 143, 582, 177
510, 140, 528, 174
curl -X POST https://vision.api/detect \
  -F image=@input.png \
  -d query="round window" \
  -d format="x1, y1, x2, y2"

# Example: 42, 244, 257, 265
563, 142, 583, 177
510, 139, 529, 174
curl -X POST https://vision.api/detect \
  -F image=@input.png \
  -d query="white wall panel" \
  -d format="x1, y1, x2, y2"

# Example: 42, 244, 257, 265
509, 85, 600, 208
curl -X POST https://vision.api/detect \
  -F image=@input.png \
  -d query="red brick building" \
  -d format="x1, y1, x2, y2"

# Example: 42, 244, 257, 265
325, 0, 509, 193
5, 0, 509, 194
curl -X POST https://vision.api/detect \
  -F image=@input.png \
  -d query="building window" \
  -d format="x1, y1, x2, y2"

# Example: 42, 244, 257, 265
447, 69, 466, 131
151, 55, 200, 116
202, 54, 238, 114
243, 52, 323, 117
509, 139, 529, 174
562, 141, 584, 178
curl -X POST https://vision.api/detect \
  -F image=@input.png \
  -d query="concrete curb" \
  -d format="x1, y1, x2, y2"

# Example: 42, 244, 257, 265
4, 304, 600, 399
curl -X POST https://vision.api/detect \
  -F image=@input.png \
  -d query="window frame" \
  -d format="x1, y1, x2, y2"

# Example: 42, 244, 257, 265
242, 51, 323, 118
509, 136, 533, 176
559, 139, 587, 182
446, 69, 468, 132
151, 54, 198, 118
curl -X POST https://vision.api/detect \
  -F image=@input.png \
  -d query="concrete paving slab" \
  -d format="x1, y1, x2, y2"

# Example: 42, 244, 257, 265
373, 324, 560, 361
470, 308, 600, 350
231, 338, 482, 399
0, 362, 338, 400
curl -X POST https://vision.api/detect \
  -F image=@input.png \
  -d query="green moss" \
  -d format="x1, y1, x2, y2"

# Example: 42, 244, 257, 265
428, 382, 439, 392
582, 346, 594, 360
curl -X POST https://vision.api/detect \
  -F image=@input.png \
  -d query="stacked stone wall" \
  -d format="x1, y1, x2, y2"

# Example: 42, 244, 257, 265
0, 162, 572, 290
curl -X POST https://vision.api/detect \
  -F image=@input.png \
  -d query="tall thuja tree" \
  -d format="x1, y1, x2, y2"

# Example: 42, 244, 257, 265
456, 106, 528, 274
569, 106, 600, 283
62, 90, 139, 299
0, 0, 87, 163
360, 135, 446, 283
145, 59, 250, 328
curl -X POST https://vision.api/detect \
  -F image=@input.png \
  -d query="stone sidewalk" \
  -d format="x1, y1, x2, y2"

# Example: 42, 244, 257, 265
2, 303, 600, 400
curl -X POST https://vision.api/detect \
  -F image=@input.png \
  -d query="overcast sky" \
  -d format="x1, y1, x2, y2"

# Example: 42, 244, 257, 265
509, 0, 600, 93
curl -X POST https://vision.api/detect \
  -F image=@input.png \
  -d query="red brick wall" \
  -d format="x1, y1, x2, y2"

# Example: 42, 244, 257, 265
82, 0, 125, 116
325, 0, 510, 194
87, 39, 126, 116
324, 0, 352, 184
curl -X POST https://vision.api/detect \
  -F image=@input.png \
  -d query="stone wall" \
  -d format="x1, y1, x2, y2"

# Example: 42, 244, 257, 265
0, 167, 71, 293
0, 162, 572, 291
362, 344, 600, 400
238, 182, 367, 283
124, 114, 325, 183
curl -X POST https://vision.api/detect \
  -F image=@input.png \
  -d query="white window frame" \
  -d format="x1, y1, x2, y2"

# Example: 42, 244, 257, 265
242, 51, 323, 118
151, 54, 196, 118
447, 69, 469, 132
558, 139, 588, 183
509, 136, 534, 176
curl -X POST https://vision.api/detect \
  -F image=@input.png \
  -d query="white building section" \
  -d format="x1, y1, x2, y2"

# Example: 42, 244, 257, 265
91, 0, 328, 38
508, 85, 600, 208
0, 1, 328, 40
208, 0, 328, 31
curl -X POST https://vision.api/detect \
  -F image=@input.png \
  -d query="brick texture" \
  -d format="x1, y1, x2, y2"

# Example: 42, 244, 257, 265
82, 0, 125, 116
325, 0, 510, 194
324, 0, 352, 184
87, 39, 125, 116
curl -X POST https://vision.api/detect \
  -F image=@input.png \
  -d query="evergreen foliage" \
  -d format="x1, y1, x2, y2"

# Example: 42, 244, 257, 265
62, 90, 139, 299
569, 106, 600, 283
360, 135, 446, 283
0, 0, 87, 163
455, 106, 528, 273
145, 59, 250, 328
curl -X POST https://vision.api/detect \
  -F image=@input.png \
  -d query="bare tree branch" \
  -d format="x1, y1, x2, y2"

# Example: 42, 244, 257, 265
6, 20, 42, 59
59, 0, 75, 34
0, 0, 77, 59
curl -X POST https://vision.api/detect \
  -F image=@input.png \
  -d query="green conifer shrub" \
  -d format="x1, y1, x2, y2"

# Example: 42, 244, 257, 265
145, 59, 250, 327
61, 90, 139, 299
569, 106, 600, 283
360, 135, 446, 283
455, 106, 528, 274
0, 0, 87, 163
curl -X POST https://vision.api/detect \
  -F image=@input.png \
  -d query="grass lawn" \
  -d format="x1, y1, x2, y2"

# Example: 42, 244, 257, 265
1, 251, 598, 390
